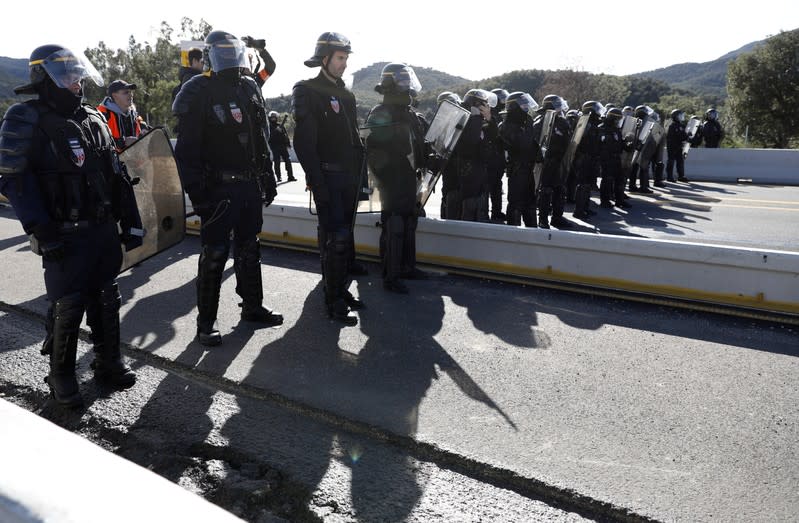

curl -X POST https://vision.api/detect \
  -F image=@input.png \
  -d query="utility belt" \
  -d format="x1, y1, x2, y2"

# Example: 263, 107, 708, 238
208, 168, 258, 183
320, 162, 351, 173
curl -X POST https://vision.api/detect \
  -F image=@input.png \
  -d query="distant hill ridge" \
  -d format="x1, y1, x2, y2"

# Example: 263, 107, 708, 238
0, 37, 771, 106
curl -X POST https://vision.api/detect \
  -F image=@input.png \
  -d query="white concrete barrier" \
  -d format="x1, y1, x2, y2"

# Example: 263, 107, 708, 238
205, 205, 799, 317
684, 148, 799, 185
0, 399, 243, 523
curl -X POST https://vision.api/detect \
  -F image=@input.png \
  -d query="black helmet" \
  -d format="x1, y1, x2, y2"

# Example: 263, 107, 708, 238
505, 91, 538, 116
542, 94, 568, 114
204, 31, 247, 72
15, 44, 103, 95
463, 88, 498, 109
605, 107, 623, 127
634, 105, 651, 119
304, 32, 352, 68
671, 109, 685, 122
581, 100, 604, 116
491, 88, 509, 106
268, 110, 279, 120
437, 91, 461, 105
622, 105, 634, 117
375, 63, 421, 96
566, 109, 580, 119
705, 108, 718, 120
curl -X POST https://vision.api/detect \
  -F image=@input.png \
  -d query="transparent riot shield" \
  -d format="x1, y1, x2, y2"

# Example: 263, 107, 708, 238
532, 110, 556, 190
620, 115, 640, 176
418, 100, 471, 208
117, 128, 186, 272
683, 116, 701, 157
357, 122, 415, 213
560, 113, 590, 185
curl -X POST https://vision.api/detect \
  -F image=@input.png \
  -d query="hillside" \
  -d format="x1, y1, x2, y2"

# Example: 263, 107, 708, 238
0, 57, 28, 98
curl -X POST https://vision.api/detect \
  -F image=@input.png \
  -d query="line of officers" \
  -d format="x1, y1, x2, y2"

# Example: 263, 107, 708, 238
0, 29, 719, 408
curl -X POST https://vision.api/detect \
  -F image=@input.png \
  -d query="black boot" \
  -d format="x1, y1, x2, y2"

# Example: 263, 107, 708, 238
325, 231, 358, 325
382, 214, 409, 293
196, 244, 228, 346
88, 282, 135, 388
46, 292, 85, 408
235, 238, 283, 327
537, 187, 552, 229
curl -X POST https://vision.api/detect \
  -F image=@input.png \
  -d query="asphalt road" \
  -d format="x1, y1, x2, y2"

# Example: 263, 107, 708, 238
1, 199, 797, 522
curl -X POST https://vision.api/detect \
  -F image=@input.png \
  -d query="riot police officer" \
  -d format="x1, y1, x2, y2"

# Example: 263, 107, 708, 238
364, 63, 429, 293
666, 109, 690, 182
451, 88, 498, 222
292, 32, 365, 325
498, 92, 539, 227
571, 101, 603, 219
702, 108, 723, 148
487, 88, 509, 222
0, 45, 142, 407
532, 94, 573, 229
173, 31, 283, 346
436, 91, 462, 219
599, 107, 633, 208
268, 111, 296, 182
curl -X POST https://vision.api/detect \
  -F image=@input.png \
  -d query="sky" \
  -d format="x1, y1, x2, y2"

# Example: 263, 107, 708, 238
3, 0, 797, 98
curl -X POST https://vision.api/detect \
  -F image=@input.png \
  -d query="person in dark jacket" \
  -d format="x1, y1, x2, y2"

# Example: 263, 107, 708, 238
173, 31, 282, 346
666, 109, 690, 182
701, 108, 724, 148
599, 107, 633, 208
171, 47, 204, 102
0, 44, 143, 407
292, 32, 366, 325
268, 111, 296, 182
498, 91, 539, 227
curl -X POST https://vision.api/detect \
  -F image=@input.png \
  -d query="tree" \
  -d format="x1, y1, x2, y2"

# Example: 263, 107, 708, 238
727, 29, 799, 148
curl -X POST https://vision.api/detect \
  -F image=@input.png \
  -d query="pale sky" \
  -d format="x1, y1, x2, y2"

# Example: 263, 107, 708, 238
3, 0, 797, 98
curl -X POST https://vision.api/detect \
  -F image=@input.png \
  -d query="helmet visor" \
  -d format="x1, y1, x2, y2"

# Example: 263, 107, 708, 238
39, 48, 103, 89
208, 39, 248, 72
516, 93, 539, 116
385, 66, 422, 95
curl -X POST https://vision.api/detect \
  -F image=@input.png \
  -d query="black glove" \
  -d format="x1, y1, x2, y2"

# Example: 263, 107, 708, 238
32, 223, 65, 262
187, 184, 214, 217
260, 173, 278, 207
242, 35, 266, 50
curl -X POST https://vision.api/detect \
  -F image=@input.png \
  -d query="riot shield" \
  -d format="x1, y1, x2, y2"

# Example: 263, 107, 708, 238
532, 110, 556, 190
418, 100, 471, 208
118, 128, 186, 272
683, 116, 701, 157
357, 122, 417, 213
560, 113, 590, 185
620, 115, 640, 175
633, 119, 665, 168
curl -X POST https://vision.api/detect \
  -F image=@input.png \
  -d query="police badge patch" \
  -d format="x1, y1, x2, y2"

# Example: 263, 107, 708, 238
330, 97, 340, 114
213, 104, 226, 123
230, 102, 243, 124
68, 138, 85, 167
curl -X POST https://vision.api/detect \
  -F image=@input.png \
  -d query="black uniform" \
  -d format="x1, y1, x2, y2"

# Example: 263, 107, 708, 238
702, 118, 723, 148
486, 106, 506, 222
0, 96, 141, 406
450, 113, 493, 222
292, 72, 364, 321
666, 119, 689, 182
173, 69, 282, 346
268, 117, 295, 181
364, 98, 429, 292
498, 108, 538, 227
532, 112, 571, 228
572, 114, 602, 219
599, 121, 632, 207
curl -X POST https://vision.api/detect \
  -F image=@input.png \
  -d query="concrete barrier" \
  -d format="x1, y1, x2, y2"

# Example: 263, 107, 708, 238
202, 204, 799, 317
0, 398, 243, 523
684, 148, 799, 185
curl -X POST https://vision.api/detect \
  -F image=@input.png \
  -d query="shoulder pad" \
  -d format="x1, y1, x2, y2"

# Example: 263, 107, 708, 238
240, 75, 261, 96
172, 74, 210, 115
291, 82, 312, 122
0, 102, 39, 176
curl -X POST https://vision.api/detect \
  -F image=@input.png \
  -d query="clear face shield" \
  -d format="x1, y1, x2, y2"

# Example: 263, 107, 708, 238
707, 110, 718, 120
38, 48, 104, 89
385, 66, 422, 96
467, 89, 498, 108
208, 39, 248, 72
514, 93, 540, 117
